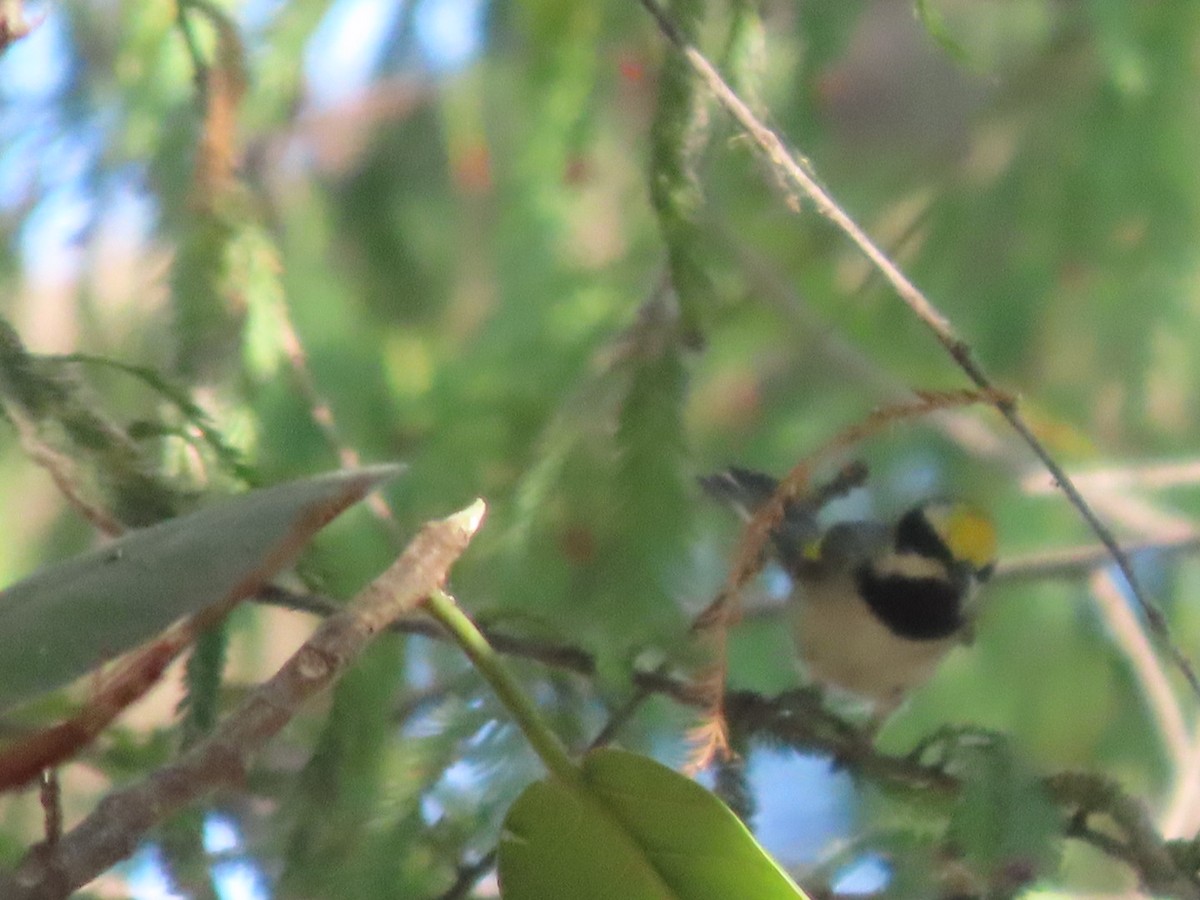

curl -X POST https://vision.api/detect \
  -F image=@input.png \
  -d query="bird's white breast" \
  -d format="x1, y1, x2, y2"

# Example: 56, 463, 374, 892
789, 567, 961, 709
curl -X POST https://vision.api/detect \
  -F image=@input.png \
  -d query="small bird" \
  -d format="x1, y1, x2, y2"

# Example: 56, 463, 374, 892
701, 466, 997, 720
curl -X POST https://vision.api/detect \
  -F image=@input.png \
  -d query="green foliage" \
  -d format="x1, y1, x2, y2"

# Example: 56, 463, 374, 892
3, 0, 1200, 896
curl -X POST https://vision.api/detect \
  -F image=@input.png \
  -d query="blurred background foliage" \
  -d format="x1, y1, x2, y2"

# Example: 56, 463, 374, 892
2, 0, 1200, 895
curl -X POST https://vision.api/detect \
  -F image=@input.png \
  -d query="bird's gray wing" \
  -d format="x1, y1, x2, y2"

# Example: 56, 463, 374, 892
814, 520, 891, 571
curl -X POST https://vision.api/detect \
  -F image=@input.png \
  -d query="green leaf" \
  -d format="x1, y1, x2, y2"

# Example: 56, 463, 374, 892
498, 748, 807, 899
0, 464, 403, 714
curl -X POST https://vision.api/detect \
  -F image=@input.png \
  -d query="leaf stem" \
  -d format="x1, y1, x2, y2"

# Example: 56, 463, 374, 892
423, 589, 580, 785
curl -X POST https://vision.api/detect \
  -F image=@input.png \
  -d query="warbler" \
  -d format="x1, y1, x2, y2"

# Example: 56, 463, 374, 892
701, 467, 997, 719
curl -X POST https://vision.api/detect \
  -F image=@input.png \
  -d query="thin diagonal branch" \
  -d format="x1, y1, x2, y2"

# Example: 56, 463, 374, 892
0, 500, 486, 900
635, 0, 1200, 704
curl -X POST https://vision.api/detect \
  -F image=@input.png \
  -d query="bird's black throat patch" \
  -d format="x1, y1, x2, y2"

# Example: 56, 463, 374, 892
853, 565, 964, 640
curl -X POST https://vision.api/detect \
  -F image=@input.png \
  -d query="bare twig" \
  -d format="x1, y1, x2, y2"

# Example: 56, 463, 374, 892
587, 679, 657, 752
994, 533, 1200, 582
635, 0, 1200, 704
0, 500, 485, 900
254, 585, 596, 675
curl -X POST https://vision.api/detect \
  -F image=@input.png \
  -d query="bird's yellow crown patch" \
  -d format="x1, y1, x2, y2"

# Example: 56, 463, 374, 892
938, 505, 997, 570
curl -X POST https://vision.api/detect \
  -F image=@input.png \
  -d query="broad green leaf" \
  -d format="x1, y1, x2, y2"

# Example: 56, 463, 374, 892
498, 748, 807, 899
0, 464, 403, 714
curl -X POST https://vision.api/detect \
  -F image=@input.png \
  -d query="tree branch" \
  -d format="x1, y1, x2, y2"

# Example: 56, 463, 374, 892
0, 500, 486, 900
258, 579, 1200, 893
254, 585, 596, 675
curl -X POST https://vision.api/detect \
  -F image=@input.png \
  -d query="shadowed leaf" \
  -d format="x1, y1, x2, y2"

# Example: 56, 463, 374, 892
0, 464, 403, 714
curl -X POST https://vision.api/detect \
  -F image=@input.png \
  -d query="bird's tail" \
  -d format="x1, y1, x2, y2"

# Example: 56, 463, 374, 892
696, 467, 780, 522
